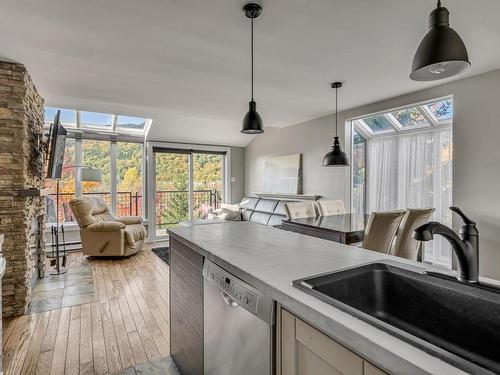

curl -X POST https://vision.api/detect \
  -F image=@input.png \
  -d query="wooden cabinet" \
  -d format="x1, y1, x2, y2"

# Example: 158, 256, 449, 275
279, 308, 386, 375
170, 238, 204, 375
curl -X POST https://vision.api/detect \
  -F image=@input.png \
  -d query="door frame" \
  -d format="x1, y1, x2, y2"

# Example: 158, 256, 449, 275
146, 141, 231, 242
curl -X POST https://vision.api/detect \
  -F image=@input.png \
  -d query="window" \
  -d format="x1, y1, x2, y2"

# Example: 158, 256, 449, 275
80, 111, 113, 129
116, 116, 147, 132
390, 107, 429, 129
351, 97, 453, 267
45, 138, 144, 224
351, 131, 366, 215
43, 106, 149, 226
425, 99, 453, 124
44, 107, 151, 135
44, 107, 77, 127
356, 115, 395, 135
117, 142, 144, 216
152, 147, 228, 237
192, 153, 224, 219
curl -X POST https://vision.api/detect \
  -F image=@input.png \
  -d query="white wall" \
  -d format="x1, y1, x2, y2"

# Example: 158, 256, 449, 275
245, 68, 500, 280
229, 147, 245, 204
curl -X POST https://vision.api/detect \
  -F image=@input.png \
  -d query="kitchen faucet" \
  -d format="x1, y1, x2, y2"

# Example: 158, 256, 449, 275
413, 207, 479, 283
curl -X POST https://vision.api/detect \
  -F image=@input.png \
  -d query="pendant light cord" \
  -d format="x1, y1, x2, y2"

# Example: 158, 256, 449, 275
437, 0, 441, 8
335, 85, 338, 136
251, 17, 254, 101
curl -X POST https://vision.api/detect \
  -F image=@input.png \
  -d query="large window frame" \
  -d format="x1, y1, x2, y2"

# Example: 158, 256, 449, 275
350, 96, 453, 267
44, 108, 150, 226
146, 141, 231, 241
45, 108, 152, 135
48, 135, 146, 223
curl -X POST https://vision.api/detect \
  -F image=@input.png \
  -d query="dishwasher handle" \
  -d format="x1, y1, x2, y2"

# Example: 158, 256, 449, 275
221, 292, 239, 308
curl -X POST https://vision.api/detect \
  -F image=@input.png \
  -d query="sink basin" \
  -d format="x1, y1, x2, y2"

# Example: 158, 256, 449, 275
293, 262, 500, 374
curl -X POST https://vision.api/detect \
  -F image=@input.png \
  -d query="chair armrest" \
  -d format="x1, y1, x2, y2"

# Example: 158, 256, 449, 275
86, 221, 125, 232
115, 216, 143, 225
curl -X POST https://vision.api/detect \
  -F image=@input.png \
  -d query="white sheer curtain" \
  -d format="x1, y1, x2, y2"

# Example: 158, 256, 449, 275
366, 136, 398, 211
367, 128, 453, 267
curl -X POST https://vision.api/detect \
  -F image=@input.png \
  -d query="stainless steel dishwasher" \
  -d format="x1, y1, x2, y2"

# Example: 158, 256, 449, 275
203, 259, 275, 375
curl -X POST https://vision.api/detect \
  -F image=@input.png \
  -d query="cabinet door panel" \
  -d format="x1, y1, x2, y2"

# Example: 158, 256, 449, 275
281, 307, 372, 375
297, 343, 343, 375
281, 309, 297, 375
295, 317, 364, 375
364, 361, 387, 375
170, 238, 204, 375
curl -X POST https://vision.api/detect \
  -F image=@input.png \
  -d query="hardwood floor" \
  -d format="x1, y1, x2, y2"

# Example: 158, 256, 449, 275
2, 244, 171, 375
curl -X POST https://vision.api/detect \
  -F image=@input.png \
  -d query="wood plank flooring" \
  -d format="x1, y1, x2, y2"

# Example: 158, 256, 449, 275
2, 244, 171, 375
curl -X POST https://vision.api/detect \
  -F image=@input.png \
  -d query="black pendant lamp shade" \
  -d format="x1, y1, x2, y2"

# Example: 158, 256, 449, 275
410, 0, 470, 81
242, 3, 264, 134
323, 82, 349, 167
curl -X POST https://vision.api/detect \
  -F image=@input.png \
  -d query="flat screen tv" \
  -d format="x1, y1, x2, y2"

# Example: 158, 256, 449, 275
46, 110, 67, 179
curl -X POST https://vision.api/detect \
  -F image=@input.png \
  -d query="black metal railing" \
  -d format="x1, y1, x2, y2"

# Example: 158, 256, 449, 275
46, 190, 219, 228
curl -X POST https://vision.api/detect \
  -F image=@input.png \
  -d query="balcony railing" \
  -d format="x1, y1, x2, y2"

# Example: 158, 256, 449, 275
45, 190, 220, 228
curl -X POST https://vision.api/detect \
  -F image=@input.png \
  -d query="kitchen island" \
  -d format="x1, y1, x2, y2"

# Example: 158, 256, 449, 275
168, 221, 475, 375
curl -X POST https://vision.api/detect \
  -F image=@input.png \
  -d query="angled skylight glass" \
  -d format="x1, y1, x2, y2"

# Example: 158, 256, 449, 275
426, 99, 453, 122
116, 115, 147, 131
361, 115, 395, 134
391, 107, 429, 128
80, 111, 113, 128
44, 107, 77, 127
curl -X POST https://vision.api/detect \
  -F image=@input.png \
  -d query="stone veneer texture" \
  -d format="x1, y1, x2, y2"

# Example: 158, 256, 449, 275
0, 61, 45, 317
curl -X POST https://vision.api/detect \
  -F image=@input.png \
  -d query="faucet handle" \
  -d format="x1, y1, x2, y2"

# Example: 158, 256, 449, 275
450, 206, 476, 225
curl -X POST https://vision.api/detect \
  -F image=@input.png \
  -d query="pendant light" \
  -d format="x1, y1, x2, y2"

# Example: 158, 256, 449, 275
241, 3, 264, 134
323, 82, 349, 167
410, 0, 470, 81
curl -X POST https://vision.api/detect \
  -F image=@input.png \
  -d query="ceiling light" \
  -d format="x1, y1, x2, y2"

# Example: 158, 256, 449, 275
410, 0, 470, 81
323, 82, 349, 167
241, 3, 264, 134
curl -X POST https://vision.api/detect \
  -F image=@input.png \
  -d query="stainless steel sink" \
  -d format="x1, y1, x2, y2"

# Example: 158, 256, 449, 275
293, 261, 500, 374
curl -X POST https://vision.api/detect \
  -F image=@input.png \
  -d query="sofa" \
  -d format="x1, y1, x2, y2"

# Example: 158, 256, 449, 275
69, 196, 147, 257
239, 197, 289, 226
179, 197, 290, 227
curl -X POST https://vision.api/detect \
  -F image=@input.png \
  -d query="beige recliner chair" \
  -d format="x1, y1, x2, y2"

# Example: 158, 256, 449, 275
69, 196, 146, 257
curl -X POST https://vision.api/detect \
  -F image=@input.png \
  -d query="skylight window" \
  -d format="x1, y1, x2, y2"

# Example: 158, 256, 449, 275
391, 108, 429, 128
80, 111, 113, 128
360, 115, 395, 134
353, 97, 452, 139
426, 99, 453, 123
43, 107, 151, 136
116, 115, 147, 132
44, 107, 77, 127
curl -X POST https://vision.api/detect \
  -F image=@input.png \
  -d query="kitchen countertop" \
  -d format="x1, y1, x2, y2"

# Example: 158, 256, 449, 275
168, 221, 472, 375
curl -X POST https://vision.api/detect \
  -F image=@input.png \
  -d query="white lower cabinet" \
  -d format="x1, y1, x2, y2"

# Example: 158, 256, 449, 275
279, 308, 387, 375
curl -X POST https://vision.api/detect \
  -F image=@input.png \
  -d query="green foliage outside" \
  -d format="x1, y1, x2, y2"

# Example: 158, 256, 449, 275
47, 140, 223, 226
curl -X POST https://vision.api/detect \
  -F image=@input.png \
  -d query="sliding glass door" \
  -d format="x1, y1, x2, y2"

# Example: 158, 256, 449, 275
192, 152, 224, 219
155, 151, 190, 237
152, 147, 226, 239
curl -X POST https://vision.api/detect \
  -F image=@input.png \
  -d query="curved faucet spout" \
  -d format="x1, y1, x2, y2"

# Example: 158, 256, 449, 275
413, 217, 479, 283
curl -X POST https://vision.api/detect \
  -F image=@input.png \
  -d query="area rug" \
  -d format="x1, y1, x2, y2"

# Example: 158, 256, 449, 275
152, 246, 170, 265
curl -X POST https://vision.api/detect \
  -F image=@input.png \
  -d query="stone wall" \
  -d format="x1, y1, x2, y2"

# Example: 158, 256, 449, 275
0, 61, 45, 317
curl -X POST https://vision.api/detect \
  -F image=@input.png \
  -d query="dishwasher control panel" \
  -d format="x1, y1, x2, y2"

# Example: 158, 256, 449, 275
203, 259, 275, 324
205, 262, 259, 313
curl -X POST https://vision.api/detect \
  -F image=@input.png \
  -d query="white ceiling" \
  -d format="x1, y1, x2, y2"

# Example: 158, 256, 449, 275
1, 0, 499, 146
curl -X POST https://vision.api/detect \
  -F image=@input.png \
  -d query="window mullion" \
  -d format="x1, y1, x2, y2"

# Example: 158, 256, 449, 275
75, 138, 83, 197
385, 113, 402, 133
419, 106, 438, 128
188, 153, 193, 220
76, 111, 81, 129
111, 114, 117, 132
110, 142, 117, 216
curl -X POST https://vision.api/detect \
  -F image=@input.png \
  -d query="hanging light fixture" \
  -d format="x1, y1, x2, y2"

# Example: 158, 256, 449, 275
410, 0, 470, 81
323, 82, 349, 167
241, 3, 264, 134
